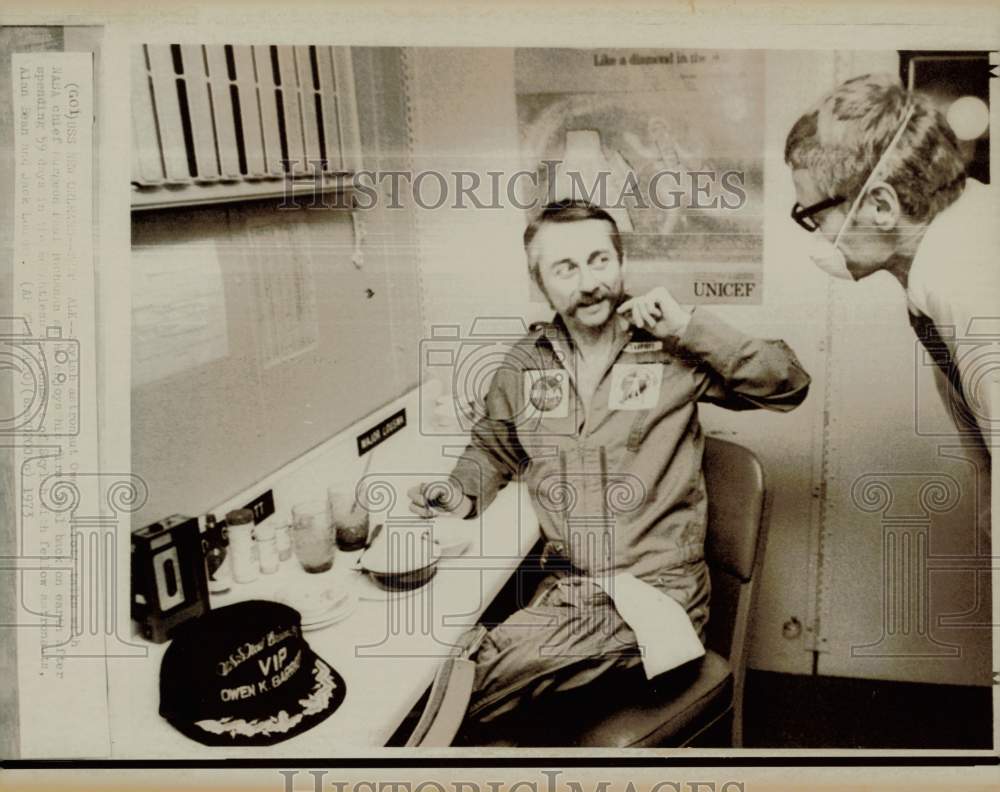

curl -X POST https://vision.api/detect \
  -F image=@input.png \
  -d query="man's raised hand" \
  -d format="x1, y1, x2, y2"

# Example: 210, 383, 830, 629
616, 286, 694, 339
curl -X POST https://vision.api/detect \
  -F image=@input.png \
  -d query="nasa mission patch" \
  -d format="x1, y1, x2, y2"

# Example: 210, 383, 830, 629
522, 369, 570, 418
608, 364, 663, 411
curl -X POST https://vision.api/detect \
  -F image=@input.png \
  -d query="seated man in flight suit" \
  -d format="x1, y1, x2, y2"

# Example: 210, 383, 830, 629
408, 200, 811, 729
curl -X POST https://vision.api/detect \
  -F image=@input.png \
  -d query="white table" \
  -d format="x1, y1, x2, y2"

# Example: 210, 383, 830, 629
109, 481, 539, 757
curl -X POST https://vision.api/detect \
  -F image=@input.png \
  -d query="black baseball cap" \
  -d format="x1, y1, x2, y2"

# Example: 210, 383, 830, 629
159, 600, 346, 746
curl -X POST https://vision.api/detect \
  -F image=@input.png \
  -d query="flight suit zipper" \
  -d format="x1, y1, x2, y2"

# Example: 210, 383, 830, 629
556, 327, 634, 437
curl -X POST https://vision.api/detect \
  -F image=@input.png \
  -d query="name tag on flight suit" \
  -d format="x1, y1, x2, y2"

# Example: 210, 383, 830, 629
624, 340, 663, 354
522, 369, 570, 418
608, 363, 663, 411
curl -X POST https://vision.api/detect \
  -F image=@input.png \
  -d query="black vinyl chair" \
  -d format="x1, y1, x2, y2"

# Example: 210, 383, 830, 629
408, 436, 771, 747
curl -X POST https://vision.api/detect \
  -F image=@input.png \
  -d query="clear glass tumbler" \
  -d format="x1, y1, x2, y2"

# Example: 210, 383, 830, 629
291, 500, 336, 573
328, 486, 370, 552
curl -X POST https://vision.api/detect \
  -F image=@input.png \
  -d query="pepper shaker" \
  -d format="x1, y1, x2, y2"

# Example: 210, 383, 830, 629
202, 513, 232, 594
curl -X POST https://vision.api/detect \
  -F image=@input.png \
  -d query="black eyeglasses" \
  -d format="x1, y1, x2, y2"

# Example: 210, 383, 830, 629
791, 196, 845, 232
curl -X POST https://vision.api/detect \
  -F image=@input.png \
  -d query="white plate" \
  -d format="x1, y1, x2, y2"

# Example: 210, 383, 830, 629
300, 596, 356, 626
359, 526, 472, 575
275, 582, 354, 623
428, 517, 474, 559
299, 596, 358, 631
432, 537, 473, 559
298, 592, 356, 627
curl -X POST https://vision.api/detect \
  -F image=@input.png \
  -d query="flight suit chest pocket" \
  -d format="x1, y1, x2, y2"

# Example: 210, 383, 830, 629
514, 368, 578, 450
608, 363, 663, 411
610, 348, 675, 454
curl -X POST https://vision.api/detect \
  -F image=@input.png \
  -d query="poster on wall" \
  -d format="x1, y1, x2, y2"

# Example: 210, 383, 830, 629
514, 48, 765, 305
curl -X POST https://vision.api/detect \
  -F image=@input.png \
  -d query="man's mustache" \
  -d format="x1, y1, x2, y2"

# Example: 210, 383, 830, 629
570, 290, 627, 315
570, 294, 607, 313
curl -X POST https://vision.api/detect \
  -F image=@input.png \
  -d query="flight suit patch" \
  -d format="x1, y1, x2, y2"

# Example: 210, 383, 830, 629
522, 369, 570, 418
608, 364, 663, 411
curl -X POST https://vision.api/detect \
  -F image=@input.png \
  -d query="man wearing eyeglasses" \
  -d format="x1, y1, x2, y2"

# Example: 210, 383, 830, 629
785, 72, 997, 453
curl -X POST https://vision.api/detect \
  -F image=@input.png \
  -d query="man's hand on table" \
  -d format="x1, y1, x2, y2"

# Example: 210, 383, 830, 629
407, 479, 475, 519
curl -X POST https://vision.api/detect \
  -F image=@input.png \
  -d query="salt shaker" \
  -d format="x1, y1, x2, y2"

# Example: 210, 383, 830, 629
255, 519, 280, 575
226, 508, 258, 583
276, 516, 293, 562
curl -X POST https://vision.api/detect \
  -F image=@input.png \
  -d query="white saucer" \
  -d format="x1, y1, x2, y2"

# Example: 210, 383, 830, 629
299, 596, 358, 631
359, 525, 472, 574
274, 582, 355, 625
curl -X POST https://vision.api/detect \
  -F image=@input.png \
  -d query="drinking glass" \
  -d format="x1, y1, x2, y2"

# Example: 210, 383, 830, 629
328, 485, 370, 552
291, 500, 336, 573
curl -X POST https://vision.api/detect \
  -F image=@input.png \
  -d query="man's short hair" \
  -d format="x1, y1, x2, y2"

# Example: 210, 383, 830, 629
523, 200, 624, 285
784, 73, 966, 223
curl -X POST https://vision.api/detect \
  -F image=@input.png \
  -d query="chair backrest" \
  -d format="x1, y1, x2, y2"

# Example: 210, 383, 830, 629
700, 436, 769, 664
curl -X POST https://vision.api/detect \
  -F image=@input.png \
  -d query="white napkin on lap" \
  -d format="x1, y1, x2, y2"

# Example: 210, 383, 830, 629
592, 572, 705, 679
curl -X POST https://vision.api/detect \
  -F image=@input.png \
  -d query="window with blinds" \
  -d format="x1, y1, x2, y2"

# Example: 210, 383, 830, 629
132, 44, 361, 209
